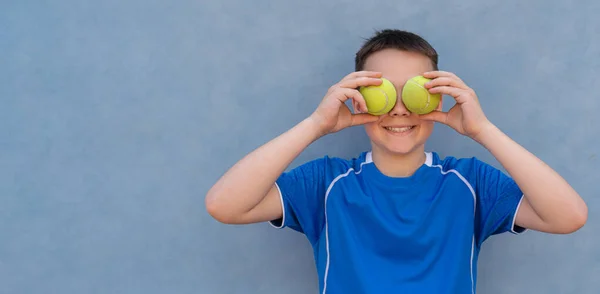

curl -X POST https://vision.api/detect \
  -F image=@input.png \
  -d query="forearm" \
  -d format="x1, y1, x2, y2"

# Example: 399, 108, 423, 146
205, 116, 324, 220
474, 123, 588, 228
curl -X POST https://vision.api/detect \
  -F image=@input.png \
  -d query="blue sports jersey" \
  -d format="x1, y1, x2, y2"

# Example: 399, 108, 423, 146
270, 151, 525, 294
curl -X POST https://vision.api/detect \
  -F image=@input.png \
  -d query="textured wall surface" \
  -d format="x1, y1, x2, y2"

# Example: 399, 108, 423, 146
1, 1, 598, 293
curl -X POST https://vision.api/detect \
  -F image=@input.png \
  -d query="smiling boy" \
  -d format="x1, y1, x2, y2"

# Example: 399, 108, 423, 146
205, 29, 587, 293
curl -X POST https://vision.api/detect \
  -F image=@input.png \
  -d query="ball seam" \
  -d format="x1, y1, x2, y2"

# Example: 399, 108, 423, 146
405, 79, 430, 113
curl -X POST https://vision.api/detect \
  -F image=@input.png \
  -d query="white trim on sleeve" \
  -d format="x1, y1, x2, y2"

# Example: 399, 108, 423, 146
268, 183, 286, 229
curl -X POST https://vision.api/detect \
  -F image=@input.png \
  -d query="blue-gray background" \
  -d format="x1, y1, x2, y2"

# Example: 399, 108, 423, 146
1, 1, 598, 293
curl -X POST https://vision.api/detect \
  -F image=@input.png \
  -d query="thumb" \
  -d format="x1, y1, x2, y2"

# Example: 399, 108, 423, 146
419, 110, 448, 124
350, 113, 379, 126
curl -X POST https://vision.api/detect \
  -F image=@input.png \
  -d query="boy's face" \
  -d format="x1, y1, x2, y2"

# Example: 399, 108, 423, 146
356, 48, 442, 157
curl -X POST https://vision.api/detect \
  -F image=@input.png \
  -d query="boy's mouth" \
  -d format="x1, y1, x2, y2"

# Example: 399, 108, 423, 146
383, 125, 416, 133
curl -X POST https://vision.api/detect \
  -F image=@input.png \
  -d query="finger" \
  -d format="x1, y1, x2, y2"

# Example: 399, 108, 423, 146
419, 110, 448, 124
342, 71, 382, 81
424, 76, 468, 90
350, 113, 380, 126
336, 88, 368, 113
423, 71, 463, 83
338, 76, 383, 89
427, 86, 469, 103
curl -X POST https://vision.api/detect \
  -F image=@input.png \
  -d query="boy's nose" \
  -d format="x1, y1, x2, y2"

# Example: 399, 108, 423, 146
388, 92, 410, 117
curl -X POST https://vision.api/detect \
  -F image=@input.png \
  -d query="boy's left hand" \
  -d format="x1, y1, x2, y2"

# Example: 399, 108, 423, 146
419, 71, 493, 140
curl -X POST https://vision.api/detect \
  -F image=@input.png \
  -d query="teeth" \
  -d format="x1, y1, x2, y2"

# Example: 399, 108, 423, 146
385, 126, 413, 133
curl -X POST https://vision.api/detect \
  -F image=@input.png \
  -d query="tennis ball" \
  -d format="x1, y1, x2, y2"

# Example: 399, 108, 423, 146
401, 75, 441, 114
358, 78, 397, 115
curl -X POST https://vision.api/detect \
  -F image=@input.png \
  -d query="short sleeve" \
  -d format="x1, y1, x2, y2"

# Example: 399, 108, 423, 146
473, 158, 526, 246
269, 157, 329, 243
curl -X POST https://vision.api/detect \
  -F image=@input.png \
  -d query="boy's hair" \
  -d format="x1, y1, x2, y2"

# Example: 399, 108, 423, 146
355, 29, 439, 71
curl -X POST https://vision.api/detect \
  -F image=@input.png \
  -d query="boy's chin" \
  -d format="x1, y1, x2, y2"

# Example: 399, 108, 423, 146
373, 142, 424, 157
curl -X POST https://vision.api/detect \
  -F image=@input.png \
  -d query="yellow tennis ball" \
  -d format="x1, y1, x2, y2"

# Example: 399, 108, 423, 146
401, 75, 441, 114
358, 78, 397, 115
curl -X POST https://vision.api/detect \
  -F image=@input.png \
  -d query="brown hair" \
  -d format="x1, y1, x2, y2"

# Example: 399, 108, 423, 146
355, 29, 439, 71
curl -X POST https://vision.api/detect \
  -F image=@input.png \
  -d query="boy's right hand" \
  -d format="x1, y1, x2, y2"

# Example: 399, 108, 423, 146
206, 71, 385, 226
309, 71, 383, 135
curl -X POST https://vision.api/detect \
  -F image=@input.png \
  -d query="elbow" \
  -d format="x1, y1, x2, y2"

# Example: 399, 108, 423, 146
205, 199, 221, 222
557, 203, 588, 234
570, 205, 588, 232
558, 216, 586, 234
205, 191, 229, 224
205, 191, 238, 224
205, 200, 234, 224
570, 198, 588, 232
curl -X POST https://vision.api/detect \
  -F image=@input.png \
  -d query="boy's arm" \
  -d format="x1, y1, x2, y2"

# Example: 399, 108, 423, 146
473, 123, 587, 234
205, 117, 324, 224
422, 70, 587, 234
205, 71, 382, 224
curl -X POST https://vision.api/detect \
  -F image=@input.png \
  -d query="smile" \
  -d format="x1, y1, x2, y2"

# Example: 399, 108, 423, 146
384, 126, 415, 133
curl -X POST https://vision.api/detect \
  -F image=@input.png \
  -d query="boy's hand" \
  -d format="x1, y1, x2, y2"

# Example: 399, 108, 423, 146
419, 71, 493, 140
309, 71, 382, 135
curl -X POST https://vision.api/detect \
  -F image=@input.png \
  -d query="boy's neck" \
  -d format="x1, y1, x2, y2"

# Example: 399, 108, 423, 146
371, 146, 427, 178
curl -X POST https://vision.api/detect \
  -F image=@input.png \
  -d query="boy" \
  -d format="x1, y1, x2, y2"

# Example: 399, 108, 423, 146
205, 29, 587, 293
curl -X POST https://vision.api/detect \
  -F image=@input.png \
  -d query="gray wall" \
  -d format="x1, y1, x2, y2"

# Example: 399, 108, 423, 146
1, 1, 598, 293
